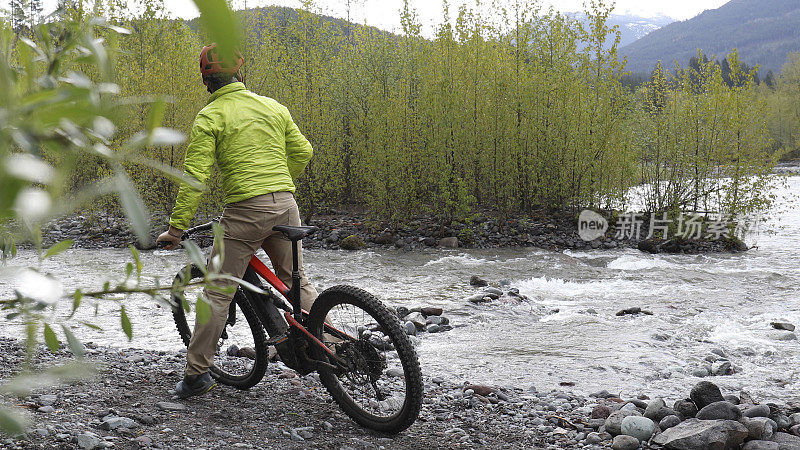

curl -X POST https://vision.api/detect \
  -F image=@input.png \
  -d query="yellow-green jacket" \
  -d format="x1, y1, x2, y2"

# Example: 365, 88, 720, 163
169, 82, 313, 230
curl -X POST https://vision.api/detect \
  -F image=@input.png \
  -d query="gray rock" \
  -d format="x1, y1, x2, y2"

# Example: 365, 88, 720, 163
652, 419, 748, 450
77, 432, 102, 450
484, 287, 503, 298
156, 402, 186, 412
426, 315, 449, 326
592, 405, 612, 419
37, 406, 55, 413
39, 394, 58, 406
659, 415, 682, 430
744, 441, 780, 450
469, 276, 488, 287
403, 321, 416, 336
773, 413, 792, 431
771, 432, 800, 449
744, 417, 775, 441
644, 398, 666, 420
605, 410, 642, 436
439, 237, 458, 248
711, 360, 732, 375
466, 294, 491, 304
612, 434, 640, 450
100, 416, 137, 430
585, 432, 603, 444
692, 367, 710, 377
620, 416, 655, 441
32, 428, 49, 437
771, 322, 795, 332
674, 399, 698, 419
294, 426, 314, 439
724, 394, 740, 405
768, 331, 797, 341
790, 413, 800, 426
696, 401, 742, 421
690, 381, 725, 410
385, 368, 404, 378
288, 428, 304, 441
744, 404, 772, 418
426, 324, 441, 333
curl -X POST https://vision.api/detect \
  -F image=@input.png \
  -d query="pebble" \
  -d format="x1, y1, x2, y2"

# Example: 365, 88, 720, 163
611, 434, 640, 450
695, 401, 742, 421
76, 432, 102, 450
585, 432, 603, 444
620, 416, 655, 441
37, 406, 55, 413
659, 415, 681, 430
156, 401, 187, 412
100, 416, 137, 430
674, 399, 698, 419
605, 410, 642, 436
690, 381, 725, 409
39, 394, 58, 406
591, 405, 611, 419
294, 426, 314, 439
744, 404, 772, 418
770, 322, 795, 332
744, 417, 775, 441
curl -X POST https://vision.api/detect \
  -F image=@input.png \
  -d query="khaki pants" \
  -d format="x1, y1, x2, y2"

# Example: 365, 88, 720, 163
185, 192, 318, 376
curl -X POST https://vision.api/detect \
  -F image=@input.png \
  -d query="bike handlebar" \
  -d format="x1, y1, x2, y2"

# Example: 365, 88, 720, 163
156, 218, 219, 249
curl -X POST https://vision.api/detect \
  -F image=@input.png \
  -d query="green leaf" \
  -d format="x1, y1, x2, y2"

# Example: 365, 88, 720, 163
71, 290, 83, 316
125, 262, 133, 278
80, 321, 103, 331
60, 325, 84, 357
114, 170, 150, 245
120, 306, 132, 340
146, 99, 166, 132
193, 0, 241, 59
129, 245, 142, 275
196, 296, 211, 325
0, 406, 28, 436
182, 241, 207, 273
43, 323, 59, 353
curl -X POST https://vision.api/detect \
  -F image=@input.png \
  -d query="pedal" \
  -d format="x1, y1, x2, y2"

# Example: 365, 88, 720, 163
265, 333, 289, 346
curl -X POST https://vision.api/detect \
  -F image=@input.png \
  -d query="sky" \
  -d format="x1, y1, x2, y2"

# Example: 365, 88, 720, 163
4, 0, 731, 33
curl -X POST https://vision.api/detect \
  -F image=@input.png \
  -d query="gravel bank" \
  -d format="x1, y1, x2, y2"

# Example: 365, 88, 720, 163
2, 336, 798, 449
33, 210, 746, 254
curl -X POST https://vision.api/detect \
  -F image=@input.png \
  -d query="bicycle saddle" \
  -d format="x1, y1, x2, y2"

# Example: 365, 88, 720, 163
272, 225, 318, 241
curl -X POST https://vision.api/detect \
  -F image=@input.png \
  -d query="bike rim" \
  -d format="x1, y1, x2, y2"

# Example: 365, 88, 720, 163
322, 302, 409, 420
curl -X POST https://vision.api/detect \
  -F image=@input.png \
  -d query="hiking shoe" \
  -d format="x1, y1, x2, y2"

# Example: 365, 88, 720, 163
175, 372, 217, 399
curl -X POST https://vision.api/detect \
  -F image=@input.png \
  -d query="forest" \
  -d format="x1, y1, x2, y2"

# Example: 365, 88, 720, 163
3, 0, 798, 225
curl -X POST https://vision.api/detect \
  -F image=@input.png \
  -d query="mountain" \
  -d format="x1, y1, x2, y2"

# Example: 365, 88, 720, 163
569, 12, 674, 48
621, 0, 800, 74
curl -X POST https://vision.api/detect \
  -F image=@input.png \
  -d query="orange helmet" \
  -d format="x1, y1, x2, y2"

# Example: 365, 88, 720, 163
199, 43, 244, 85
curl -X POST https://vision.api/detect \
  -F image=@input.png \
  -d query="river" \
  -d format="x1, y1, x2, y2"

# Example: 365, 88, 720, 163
1, 176, 799, 403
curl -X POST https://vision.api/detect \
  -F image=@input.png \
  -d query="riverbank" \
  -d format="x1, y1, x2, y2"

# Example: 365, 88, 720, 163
2, 337, 799, 449
31, 209, 747, 254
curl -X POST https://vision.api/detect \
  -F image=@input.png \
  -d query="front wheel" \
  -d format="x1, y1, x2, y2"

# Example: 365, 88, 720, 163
171, 265, 269, 389
308, 285, 423, 433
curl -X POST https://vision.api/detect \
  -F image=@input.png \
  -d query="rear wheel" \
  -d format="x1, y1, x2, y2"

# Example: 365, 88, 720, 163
171, 265, 268, 389
308, 285, 423, 433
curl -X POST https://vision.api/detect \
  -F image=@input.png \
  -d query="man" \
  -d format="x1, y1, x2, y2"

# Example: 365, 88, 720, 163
156, 43, 317, 398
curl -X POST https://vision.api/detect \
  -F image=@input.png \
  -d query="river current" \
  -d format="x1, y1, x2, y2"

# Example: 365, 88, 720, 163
1, 176, 799, 402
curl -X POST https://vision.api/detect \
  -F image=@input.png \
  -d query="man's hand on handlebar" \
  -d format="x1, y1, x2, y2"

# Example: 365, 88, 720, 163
156, 226, 184, 250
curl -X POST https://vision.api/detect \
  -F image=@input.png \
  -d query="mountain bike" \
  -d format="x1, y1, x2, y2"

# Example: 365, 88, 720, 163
164, 221, 423, 433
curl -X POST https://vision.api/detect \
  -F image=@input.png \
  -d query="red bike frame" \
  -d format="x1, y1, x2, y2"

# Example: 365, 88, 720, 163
247, 255, 351, 357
